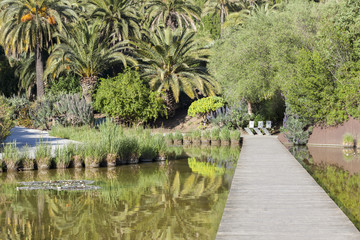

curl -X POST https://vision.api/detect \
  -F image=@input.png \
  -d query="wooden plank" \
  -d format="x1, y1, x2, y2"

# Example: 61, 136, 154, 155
216, 136, 360, 240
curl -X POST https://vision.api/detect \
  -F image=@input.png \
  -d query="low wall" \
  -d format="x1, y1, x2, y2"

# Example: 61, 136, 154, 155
308, 117, 360, 146
278, 117, 360, 146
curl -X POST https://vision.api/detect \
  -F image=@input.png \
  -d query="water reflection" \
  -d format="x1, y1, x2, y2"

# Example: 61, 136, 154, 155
0, 146, 240, 240
289, 145, 360, 230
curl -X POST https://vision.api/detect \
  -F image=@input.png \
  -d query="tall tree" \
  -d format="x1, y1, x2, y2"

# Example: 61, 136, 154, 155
0, 0, 76, 98
145, 0, 201, 30
88, 0, 140, 43
133, 28, 220, 115
45, 20, 135, 104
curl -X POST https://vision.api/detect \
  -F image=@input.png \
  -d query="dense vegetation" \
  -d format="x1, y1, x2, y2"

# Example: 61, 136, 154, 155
1, 0, 359, 144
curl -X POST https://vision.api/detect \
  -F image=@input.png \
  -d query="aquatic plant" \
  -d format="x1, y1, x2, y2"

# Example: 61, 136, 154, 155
117, 136, 140, 164
343, 133, 355, 148
192, 130, 201, 141
219, 128, 230, 142
21, 145, 34, 170
211, 127, 220, 141
34, 142, 53, 170
84, 142, 105, 168
2, 142, 20, 171
201, 130, 211, 141
54, 146, 72, 169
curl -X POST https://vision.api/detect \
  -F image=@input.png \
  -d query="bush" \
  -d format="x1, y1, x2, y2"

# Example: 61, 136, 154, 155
7, 95, 32, 127
30, 93, 93, 129
211, 127, 220, 141
55, 94, 94, 126
209, 102, 250, 129
187, 96, 225, 118
281, 116, 311, 145
47, 73, 81, 95
0, 95, 14, 140
94, 69, 167, 124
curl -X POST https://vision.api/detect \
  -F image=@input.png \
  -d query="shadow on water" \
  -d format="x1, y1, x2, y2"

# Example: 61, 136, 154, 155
0, 146, 240, 240
288, 145, 360, 230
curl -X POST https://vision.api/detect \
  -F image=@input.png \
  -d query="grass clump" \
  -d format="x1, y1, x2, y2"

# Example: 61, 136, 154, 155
230, 130, 241, 141
35, 142, 52, 169
219, 128, 230, 141
2, 142, 20, 171
211, 127, 220, 141
343, 133, 355, 147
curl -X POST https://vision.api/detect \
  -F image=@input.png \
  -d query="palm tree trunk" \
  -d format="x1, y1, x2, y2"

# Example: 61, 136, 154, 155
220, 5, 225, 38
164, 90, 177, 117
247, 101, 253, 115
81, 76, 98, 104
35, 43, 45, 99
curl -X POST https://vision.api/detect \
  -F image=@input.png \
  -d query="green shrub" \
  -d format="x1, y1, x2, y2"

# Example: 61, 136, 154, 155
210, 103, 250, 129
94, 69, 167, 124
281, 116, 311, 145
47, 73, 81, 95
188, 96, 225, 118
0, 95, 14, 141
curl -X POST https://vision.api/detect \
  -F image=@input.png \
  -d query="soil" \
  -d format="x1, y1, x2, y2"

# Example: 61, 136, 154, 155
153, 108, 208, 133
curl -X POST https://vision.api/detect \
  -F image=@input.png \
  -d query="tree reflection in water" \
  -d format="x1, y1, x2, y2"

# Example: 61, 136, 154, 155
289, 145, 360, 230
0, 146, 240, 239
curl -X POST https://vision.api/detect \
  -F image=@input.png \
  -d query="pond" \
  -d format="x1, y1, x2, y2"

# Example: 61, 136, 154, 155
289, 145, 360, 230
0, 146, 240, 240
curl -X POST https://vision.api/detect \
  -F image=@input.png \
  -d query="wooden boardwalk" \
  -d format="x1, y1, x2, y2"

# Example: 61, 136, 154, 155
216, 136, 360, 240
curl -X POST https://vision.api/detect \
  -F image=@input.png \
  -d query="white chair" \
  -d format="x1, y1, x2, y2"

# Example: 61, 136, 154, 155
244, 121, 255, 135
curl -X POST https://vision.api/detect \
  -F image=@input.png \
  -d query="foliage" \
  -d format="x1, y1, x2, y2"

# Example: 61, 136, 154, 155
55, 94, 94, 126
174, 131, 183, 141
188, 157, 226, 177
2, 142, 20, 170
192, 130, 202, 140
343, 133, 354, 146
285, 49, 337, 124
94, 69, 166, 124
219, 127, 230, 141
132, 28, 220, 109
281, 116, 311, 145
209, 102, 249, 129
188, 96, 225, 117
6, 95, 32, 127
47, 74, 81, 96
0, 95, 14, 141
230, 130, 241, 141
201, 129, 211, 140
211, 127, 220, 140
45, 20, 134, 103
29, 95, 59, 130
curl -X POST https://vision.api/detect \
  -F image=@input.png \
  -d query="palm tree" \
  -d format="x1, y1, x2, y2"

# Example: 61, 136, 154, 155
88, 0, 141, 43
0, 0, 77, 98
132, 28, 220, 116
203, 0, 247, 37
145, 0, 201, 30
45, 20, 135, 104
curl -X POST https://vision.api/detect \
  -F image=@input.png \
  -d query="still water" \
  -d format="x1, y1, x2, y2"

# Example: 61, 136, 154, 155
289, 145, 360, 230
0, 146, 240, 240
